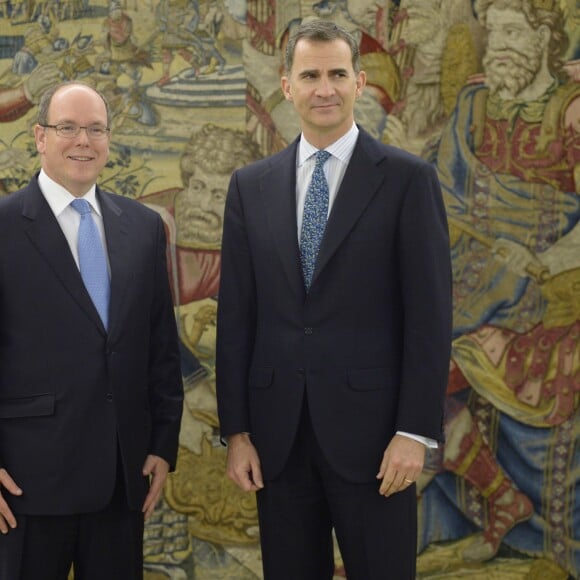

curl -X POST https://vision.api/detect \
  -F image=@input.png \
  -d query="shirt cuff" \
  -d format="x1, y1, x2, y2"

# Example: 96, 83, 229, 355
396, 430, 438, 449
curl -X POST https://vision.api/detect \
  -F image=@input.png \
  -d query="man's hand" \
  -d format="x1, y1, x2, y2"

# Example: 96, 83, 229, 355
141, 455, 170, 520
225, 433, 264, 492
0, 468, 22, 534
376, 435, 425, 497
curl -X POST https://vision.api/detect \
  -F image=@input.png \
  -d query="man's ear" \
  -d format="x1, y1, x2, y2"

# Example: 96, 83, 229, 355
34, 124, 46, 154
281, 76, 293, 101
355, 71, 367, 98
538, 24, 550, 51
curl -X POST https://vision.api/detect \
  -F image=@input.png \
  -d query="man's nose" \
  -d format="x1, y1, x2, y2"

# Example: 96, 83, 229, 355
198, 191, 214, 211
193, 188, 218, 212
488, 31, 505, 49
315, 77, 335, 97
75, 127, 91, 144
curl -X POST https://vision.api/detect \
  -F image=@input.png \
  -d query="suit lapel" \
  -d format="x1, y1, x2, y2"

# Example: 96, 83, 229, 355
260, 141, 305, 297
21, 180, 106, 333
311, 131, 385, 287
98, 189, 128, 339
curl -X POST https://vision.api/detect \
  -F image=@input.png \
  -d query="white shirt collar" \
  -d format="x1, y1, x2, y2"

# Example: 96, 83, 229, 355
297, 123, 359, 167
38, 169, 101, 217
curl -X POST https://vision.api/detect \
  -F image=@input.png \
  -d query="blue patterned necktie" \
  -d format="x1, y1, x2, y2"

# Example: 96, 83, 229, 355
300, 150, 332, 290
71, 199, 110, 329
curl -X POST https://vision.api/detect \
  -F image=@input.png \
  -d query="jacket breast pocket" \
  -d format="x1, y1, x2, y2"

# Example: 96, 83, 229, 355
248, 367, 274, 389
347, 368, 391, 391
0, 393, 55, 419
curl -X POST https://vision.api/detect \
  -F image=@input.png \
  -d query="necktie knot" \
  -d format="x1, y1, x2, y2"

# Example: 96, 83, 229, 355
314, 150, 331, 167
71, 198, 92, 216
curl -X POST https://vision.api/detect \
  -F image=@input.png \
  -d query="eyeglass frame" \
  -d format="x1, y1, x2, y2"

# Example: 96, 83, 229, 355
39, 123, 111, 139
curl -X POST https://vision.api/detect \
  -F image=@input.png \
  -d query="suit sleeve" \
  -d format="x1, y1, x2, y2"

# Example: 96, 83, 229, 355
147, 214, 184, 469
395, 161, 452, 441
216, 170, 257, 438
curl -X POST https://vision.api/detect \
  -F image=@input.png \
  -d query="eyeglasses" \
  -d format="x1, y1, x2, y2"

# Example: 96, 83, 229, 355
39, 123, 110, 140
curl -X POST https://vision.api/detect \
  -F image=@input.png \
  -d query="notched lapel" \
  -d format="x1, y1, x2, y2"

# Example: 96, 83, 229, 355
99, 191, 128, 338
260, 144, 305, 297
312, 138, 385, 286
22, 186, 106, 333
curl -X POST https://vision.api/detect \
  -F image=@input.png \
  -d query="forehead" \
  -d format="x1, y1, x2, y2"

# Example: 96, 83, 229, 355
48, 86, 107, 120
486, 6, 533, 29
292, 38, 354, 70
190, 165, 230, 186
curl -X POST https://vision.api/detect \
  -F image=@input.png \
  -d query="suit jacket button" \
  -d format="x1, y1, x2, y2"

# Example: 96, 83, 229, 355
105, 393, 113, 403
304, 327, 313, 335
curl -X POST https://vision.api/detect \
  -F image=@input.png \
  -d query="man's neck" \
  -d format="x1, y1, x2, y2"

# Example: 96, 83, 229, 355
302, 124, 354, 150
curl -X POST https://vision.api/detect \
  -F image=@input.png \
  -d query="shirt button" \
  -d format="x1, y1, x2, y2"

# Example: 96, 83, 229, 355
304, 327, 313, 335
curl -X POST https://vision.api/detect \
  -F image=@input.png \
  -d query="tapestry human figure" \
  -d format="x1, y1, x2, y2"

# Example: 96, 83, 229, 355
424, 0, 580, 572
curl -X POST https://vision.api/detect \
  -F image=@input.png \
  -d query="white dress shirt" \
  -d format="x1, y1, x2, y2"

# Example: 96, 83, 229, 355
295, 124, 437, 449
296, 124, 359, 238
37, 169, 110, 273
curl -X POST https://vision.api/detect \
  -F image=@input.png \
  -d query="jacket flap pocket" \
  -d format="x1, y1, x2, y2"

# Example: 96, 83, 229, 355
348, 368, 389, 391
0, 393, 55, 419
248, 367, 274, 389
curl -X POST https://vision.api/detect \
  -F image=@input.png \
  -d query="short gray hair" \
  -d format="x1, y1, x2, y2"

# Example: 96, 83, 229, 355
37, 81, 112, 127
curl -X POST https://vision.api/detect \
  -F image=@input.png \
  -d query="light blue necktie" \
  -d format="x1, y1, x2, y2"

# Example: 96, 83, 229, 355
300, 150, 331, 290
71, 199, 110, 329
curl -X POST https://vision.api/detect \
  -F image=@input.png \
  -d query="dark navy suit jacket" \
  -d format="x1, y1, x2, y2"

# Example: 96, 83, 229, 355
217, 128, 452, 483
0, 175, 183, 514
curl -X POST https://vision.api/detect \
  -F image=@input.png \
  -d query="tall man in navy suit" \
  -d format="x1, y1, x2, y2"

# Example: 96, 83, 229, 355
217, 21, 452, 579
0, 82, 183, 580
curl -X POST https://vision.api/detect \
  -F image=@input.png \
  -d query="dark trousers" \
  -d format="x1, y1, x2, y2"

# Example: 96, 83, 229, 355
256, 399, 417, 580
0, 470, 144, 580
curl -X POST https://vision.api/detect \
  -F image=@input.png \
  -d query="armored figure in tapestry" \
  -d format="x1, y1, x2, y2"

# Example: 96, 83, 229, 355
419, 0, 580, 575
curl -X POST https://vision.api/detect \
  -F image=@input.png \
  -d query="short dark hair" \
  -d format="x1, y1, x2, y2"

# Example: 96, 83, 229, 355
284, 20, 361, 75
37, 81, 112, 127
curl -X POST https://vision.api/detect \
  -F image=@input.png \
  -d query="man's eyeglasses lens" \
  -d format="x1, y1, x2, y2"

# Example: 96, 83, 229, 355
41, 124, 110, 139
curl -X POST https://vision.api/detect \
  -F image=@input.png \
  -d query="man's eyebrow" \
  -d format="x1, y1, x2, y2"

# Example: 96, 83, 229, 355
297, 67, 350, 78
298, 69, 320, 77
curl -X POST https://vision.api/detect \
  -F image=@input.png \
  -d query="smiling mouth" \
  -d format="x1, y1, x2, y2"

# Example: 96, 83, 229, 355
69, 156, 94, 161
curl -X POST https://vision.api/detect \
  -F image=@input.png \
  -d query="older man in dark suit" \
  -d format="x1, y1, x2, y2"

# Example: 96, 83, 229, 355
216, 20, 452, 580
0, 82, 183, 580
